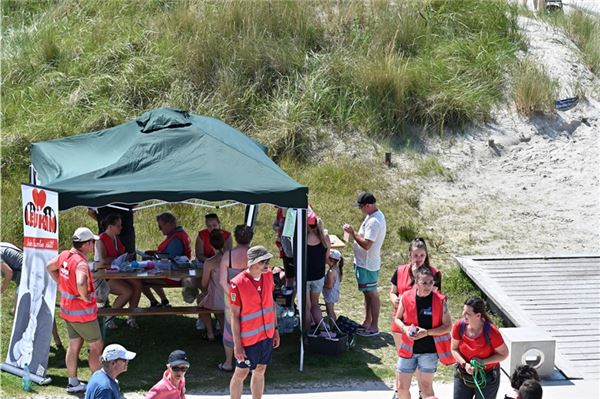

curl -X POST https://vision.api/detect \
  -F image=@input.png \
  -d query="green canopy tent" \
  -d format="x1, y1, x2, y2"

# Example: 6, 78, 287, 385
29, 107, 310, 370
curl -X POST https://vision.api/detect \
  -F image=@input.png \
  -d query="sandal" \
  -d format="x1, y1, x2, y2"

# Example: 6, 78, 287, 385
126, 318, 139, 329
217, 362, 234, 372
105, 317, 118, 330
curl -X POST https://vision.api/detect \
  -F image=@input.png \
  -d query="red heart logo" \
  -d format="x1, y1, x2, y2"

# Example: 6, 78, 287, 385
32, 189, 46, 210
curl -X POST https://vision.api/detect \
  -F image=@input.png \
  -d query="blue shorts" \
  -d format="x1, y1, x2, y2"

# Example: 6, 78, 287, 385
236, 338, 273, 370
354, 265, 379, 292
397, 353, 439, 374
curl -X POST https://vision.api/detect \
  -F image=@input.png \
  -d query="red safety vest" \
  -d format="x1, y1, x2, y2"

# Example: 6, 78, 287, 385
57, 250, 97, 323
99, 232, 125, 258
158, 229, 192, 259
391, 264, 440, 333
197, 229, 231, 258
397, 288, 454, 365
231, 270, 276, 347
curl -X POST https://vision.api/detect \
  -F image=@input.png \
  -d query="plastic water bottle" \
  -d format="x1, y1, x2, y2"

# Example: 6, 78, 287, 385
22, 363, 32, 392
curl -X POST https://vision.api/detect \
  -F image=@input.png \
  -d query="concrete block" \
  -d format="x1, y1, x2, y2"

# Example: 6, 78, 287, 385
500, 327, 556, 378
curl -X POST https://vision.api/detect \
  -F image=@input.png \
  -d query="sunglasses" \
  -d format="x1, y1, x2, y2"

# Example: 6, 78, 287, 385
259, 259, 270, 265
171, 366, 189, 372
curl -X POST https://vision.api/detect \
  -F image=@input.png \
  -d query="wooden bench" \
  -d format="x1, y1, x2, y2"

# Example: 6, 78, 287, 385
98, 306, 223, 317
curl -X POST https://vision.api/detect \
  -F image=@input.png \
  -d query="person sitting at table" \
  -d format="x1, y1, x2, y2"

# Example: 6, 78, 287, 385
197, 229, 226, 341
195, 213, 232, 263
142, 212, 192, 308
95, 214, 142, 329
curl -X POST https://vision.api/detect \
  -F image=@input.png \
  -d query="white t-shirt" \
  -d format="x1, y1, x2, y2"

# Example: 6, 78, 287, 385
352, 209, 386, 271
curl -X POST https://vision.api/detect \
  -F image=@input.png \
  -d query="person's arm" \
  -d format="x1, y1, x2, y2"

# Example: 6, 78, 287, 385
481, 343, 509, 366
343, 224, 374, 250
324, 269, 335, 289
1, 262, 13, 293
223, 235, 233, 253
75, 262, 92, 302
95, 240, 115, 265
46, 255, 60, 283
165, 238, 184, 258
393, 297, 412, 338
426, 299, 452, 336
390, 283, 400, 306
272, 302, 280, 348
195, 233, 206, 262
218, 252, 229, 293
230, 303, 246, 361
451, 335, 468, 369
201, 259, 212, 291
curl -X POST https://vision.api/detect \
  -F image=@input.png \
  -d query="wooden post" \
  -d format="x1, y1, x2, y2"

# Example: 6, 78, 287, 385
384, 152, 392, 167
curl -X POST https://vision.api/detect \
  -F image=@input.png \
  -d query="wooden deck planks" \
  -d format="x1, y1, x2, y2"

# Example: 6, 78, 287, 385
456, 255, 600, 380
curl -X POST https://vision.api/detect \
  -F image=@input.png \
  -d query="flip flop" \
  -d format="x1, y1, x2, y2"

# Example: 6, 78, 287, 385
217, 363, 234, 372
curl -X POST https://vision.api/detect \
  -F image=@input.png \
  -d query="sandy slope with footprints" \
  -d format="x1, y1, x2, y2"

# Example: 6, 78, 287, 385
419, 15, 599, 256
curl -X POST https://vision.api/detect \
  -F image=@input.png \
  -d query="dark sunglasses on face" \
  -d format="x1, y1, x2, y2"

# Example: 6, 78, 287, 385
260, 259, 270, 265
171, 366, 189, 372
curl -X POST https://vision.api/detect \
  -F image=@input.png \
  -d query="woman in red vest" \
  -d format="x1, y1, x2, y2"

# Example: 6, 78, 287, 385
394, 266, 453, 399
389, 238, 442, 398
451, 297, 508, 399
95, 214, 142, 329
195, 213, 232, 262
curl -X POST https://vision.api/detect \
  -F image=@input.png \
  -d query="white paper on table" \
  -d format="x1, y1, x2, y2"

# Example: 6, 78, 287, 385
137, 272, 148, 277
189, 270, 196, 276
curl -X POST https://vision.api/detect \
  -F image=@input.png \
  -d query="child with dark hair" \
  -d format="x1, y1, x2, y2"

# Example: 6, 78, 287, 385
505, 364, 540, 399
518, 379, 543, 399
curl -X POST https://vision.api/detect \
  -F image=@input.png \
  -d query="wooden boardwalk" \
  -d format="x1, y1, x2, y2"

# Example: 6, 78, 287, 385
456, 255, 600, 379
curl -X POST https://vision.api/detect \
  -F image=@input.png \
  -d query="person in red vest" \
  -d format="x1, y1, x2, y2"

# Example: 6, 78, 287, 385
390, 238, 442, 398
394, 266, 453, 399
451, 297, 508, 399
195, 213, 232, 263
143, 212, 192, 307
95, 214, 142, 329
47, 227, 104, 394
229, 245, 280, 399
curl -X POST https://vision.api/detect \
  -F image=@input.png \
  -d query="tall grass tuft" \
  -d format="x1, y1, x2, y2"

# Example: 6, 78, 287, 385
512, 58, 558, 116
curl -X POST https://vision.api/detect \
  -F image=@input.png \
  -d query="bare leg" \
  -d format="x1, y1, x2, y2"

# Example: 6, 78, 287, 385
417, 370, 435, 398
66, 337, 83, 378
199, 312, 215, 339
223, 346, 234, 370
365, 290, 380, 331
398, 372, 414, 399
309, 291, 322, 326
229, 367, 250, 399
154, 286, 168, 302
88, 339, 104, 372
142, 285, 158, 304
325, 303, 336, 320
109, 279, 132, 309
128, 280, 142, 308
250, 364, 267, 399
362, 291, 372, 329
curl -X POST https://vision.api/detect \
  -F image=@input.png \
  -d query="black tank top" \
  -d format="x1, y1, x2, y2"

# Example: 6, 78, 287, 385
306, 242, 327, 281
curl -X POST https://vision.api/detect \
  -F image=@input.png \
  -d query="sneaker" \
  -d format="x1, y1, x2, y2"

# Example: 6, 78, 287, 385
392, 390, 398, 399
126, 318, 139, 329
105, 317, 118, 330
196, 318, 206, 331
160, 299, 171, 307
356, 329, 380, 337
66, 382, 86, 393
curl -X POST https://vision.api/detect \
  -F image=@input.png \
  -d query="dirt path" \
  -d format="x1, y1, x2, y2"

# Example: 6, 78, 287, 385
420, 15, 600, 256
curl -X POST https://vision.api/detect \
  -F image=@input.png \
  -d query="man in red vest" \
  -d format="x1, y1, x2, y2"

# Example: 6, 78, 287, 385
47, 227, 104, 394
143, 212, 192, 307
229, 245, 280, 399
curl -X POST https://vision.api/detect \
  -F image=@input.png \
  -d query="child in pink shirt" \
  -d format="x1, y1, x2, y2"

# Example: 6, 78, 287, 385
146, 350, 188, 399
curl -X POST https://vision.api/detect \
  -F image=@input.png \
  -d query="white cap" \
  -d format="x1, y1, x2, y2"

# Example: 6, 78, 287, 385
101, 344, 136, 362
72, 227, 100, 242
329, 249, 342, 261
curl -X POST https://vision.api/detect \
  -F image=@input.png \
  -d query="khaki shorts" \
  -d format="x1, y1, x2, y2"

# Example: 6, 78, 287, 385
65, 319, 102, 342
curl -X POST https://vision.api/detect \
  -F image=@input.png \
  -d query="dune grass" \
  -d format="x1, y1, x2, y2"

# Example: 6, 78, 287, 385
542, 9, 600, 75
512, 58, 558, 116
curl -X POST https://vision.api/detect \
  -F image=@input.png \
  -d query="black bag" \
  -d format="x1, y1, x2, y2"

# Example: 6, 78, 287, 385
307, 317, 348, 356
336, 315, 360, 337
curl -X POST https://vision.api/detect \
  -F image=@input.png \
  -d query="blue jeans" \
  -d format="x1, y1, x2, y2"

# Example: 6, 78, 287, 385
453, 365, 501, 399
